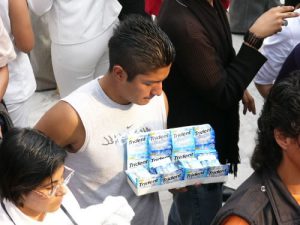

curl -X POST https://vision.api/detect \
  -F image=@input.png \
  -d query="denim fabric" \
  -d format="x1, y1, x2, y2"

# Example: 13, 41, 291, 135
168, 183, 223, 225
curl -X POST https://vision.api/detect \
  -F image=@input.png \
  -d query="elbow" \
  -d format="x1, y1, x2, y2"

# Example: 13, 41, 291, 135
15, 38, 35, 53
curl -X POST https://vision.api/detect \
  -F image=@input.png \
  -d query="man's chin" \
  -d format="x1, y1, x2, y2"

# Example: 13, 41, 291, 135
136, 98, 151, 105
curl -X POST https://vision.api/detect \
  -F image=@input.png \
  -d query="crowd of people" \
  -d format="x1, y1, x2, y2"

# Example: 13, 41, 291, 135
0, 0, 299, 224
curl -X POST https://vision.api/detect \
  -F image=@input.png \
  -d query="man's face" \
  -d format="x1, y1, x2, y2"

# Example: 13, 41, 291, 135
121, 64, 171, 105
285, 134, 300, 170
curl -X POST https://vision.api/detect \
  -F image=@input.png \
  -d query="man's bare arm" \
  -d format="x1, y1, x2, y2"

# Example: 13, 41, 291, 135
34, 101, 85, 153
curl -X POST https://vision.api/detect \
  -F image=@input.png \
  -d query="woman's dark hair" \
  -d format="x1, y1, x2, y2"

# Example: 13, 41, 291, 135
0, 128, 67, 206
251, 71, 300, 172
108, 15, 175, 81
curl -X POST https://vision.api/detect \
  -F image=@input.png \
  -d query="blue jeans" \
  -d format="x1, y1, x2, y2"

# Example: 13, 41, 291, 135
168, 183, 223, 225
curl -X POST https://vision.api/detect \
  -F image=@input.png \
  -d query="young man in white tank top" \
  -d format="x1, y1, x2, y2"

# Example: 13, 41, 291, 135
35, 15, 176, 225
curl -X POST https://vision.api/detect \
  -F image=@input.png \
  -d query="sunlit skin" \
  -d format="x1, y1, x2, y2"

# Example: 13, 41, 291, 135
100, 64, 171, 105
275, 130, 300, 196
18, 165, 66, 221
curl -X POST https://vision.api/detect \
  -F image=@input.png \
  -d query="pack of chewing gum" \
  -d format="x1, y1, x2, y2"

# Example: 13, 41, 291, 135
125, 124, 230, 196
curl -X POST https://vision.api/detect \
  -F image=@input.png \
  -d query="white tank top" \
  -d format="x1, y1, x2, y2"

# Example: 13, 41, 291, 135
63, 77, 165, 225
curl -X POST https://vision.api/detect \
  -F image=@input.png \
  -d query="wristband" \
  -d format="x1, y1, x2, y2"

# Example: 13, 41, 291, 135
244, 31, 264, 50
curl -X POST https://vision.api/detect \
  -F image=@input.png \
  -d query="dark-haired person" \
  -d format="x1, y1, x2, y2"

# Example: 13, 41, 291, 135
212, 71, 300, 224
158, 1, 298, 224
35, 15, 175, 225
0, 128, 134, 224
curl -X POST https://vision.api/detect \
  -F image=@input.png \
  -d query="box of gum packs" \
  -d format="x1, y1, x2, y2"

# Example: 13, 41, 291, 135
125, 124, 230, 196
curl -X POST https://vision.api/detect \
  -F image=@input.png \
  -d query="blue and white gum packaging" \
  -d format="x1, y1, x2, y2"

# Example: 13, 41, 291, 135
148, 130, 172, 174
193, 124, 215, 158
125, 124, 230, 196
171, 127, 195, 161
126, 133, 148, 169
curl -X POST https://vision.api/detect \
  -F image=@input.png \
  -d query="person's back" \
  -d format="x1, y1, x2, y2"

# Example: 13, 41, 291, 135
28, 0, 122, 97
35, 15, 175, 225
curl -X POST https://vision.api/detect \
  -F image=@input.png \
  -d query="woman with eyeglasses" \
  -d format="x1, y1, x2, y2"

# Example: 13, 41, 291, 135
0, 128, 134, 225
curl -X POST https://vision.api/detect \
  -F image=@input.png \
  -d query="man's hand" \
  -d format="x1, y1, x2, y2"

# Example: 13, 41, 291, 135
249, 6, 299, 38
168, 182, 201, 194
242, 89, 256, 115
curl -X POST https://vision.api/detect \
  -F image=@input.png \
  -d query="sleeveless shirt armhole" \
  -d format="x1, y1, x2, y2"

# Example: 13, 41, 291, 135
157, 94, 167, 129
61, 97, 91, 153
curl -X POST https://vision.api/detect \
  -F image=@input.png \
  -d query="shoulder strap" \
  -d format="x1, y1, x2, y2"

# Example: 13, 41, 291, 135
1, 201, 16, 225
61, 204, 79, 225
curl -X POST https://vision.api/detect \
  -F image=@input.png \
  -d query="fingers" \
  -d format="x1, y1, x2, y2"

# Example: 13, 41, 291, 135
242, 90, 256, 115
281, 10, 299, 20
168, 187, 188, 194
243, 104, 247, 115
249, 5, 299, 38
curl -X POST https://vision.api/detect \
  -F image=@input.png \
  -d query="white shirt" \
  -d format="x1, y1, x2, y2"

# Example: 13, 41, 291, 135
254, 8, 300, 85
0, 17, 16, 67
0, 191, 134, 225
0, 0, 36, 104
28, 0, 122, 44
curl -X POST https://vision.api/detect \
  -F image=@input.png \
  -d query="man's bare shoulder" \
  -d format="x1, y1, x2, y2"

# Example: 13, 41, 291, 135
35, 100, 85, 152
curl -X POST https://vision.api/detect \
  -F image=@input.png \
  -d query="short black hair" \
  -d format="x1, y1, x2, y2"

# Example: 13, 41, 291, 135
251, 71, 300, 172
108, 15, 175, 81
0, 128, 67, 206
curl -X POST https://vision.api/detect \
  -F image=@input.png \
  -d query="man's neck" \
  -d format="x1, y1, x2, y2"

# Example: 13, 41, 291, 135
277, 159, 300, 195
99, 75, 130, 105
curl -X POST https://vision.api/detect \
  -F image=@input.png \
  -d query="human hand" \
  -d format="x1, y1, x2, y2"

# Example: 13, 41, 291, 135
249, 6, 299, 38
168, 182, 201, 194
242, 89, 256, 115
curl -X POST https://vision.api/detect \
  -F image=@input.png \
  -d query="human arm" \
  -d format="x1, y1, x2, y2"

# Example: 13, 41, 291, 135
34, 101, 85, 153
159, 5, 297, 109
162, 18, 266, 110
9, 0, 34, 53
254, 12, 297, 98
27, 0, 53, 16
255, 83, 273, 98
221, 215, 250, 225
0, 18, 15, 100
0, 66, 9, 101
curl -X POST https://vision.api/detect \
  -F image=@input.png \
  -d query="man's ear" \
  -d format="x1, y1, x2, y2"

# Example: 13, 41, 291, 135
112, 65, 128, 81
274, 129, 289, 151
